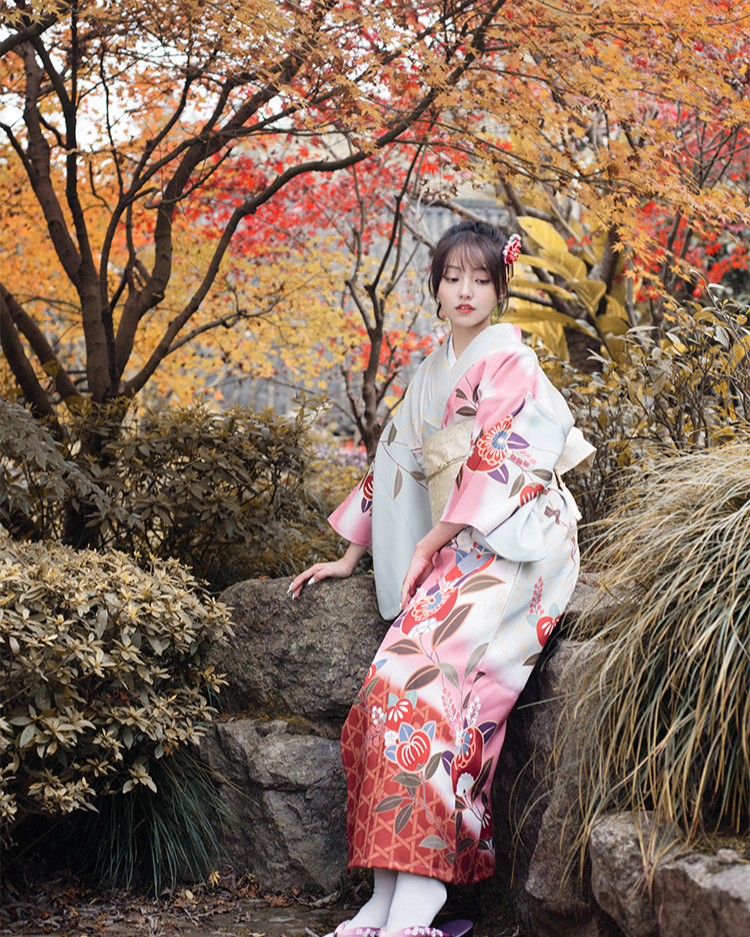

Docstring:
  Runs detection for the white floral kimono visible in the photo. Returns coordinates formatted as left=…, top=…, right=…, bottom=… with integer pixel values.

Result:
left=329, top=324, right=588, bottom=885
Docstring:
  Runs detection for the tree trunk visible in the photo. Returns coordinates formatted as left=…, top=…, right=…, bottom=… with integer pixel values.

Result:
left=565, top=328, right=602, bottom=374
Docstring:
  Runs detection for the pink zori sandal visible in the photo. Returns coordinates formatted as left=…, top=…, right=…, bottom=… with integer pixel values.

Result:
left=387, top=923, right=473, bottom=937
left=333, top=923, right=383, bottom=937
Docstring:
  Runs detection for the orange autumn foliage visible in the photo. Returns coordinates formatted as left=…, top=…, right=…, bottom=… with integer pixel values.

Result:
left=0, top=0, right=749, bottom=423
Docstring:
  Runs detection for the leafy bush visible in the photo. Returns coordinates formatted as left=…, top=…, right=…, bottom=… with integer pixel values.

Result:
left=89, top=403, right=363, bottom=586
left=0, top=396, right=363, bottom=588
left=555, top=296, right=750, bottom=533
left=251, top=433, right=365, bottom=578
left=0, top=401, right=122, bottom=541
left=0, top=534, right=231, bottom=845
left=562, top=444, right=750, bottom=866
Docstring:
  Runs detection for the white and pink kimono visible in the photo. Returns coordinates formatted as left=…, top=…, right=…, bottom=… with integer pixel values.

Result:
left=329, top=323, right=588, bottom=886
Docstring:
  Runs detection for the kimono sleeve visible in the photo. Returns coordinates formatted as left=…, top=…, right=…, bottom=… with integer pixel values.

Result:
left=327, top=463, right=374, bottom=548
left=440, top=344, right=572, bottom=546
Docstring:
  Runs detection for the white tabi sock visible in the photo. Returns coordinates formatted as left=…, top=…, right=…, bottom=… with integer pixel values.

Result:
left=383, top=871, right=447, bottom=932
left=346, top=867, right=398, bottom=929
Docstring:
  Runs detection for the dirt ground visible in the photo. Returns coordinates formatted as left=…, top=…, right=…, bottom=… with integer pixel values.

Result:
left=0, top=872, right=527, bottom=937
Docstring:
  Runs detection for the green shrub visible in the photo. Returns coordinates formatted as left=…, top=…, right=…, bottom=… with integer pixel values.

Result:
left=556, top=296, right=750, bottom=536
left=0, top=395, right=359, bottom=588
left=92, top=402, right=364, bottom=586
left=0, top=400, right=122, bottom=541
left=562, top=443, right=750, bottom=867
left=249, top=435, right=365, bottom=579
left=92, top=402, right=314, bottom=580
left=0, top=534, right=231, bottom=845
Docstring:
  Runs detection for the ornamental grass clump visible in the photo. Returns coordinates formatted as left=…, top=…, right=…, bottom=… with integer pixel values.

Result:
left=0, top=535, right=232, bottom=853
left=564, top=443, right=750, bottom=865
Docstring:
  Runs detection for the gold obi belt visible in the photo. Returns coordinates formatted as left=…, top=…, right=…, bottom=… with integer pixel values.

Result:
left=422, top=423, right=595, bottom=526
left=423, top=421, right=474, bottom=525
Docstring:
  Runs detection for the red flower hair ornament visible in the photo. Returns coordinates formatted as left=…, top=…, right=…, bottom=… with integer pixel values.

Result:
left=503, top=234, right=522, bottom=280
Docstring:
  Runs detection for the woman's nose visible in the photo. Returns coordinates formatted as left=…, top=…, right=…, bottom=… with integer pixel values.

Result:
left=459, top=278, right=472, bottom=296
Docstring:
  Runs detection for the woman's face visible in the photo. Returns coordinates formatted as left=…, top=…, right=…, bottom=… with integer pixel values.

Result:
left=436, top=253, right=499, bottom=339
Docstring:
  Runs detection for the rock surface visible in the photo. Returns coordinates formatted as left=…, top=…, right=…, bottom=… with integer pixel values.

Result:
left=214, top=576, right=390, bottom=737
left=491, top=577, right=615, bottom=928
left=525, top=799, right=625, bottom=937
left=588, top=814, right=659, bottom=937
left=198, top=718, right=348, bottom=892
left=653, top=848, right=750, bottom=937
left=490, top=636, right=575, bottom=923
left=587, top=812, right=750, bottom=937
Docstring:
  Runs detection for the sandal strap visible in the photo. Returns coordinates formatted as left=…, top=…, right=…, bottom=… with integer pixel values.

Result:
left=334, top=922, right=384, bottom=937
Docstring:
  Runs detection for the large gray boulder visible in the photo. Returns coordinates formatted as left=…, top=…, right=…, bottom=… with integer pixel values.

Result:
left=198, top=718, right=348, bottom=892
left=525, top=802, right=625, bottom=937
left=654, top=848, right=750, bottom=937
left=493, top=634, right=625, bottom=937
left=214, top=576, right=390, bottom=737
left=588, top=814, right=660, bottom=937
left=490, top=638, right=575, bottom=923
left=491, top=573, right=621, bottom=926
left=588, top=812, right=750, bottom=937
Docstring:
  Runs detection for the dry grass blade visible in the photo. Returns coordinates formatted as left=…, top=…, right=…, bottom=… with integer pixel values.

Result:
left=562, top=443, right=750, bottom=871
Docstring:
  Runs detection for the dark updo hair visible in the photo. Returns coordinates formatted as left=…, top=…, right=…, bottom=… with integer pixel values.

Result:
left=429, top=220, right=510, bottom=317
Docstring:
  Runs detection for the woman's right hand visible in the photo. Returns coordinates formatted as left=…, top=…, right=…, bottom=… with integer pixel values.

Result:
left=288, top=542, right=368, bottom=598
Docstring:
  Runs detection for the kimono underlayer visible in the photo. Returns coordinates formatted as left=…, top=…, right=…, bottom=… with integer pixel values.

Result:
left=329, top=323, right=587, bottom=886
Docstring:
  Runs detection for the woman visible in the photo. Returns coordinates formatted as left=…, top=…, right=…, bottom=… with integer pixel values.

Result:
left=290, top=221, right=590, bottom=937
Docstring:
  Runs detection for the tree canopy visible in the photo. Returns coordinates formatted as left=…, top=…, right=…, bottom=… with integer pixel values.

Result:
left=1, top=0, right=749, bottom=421
left=0, top=0, right=509, bottom=417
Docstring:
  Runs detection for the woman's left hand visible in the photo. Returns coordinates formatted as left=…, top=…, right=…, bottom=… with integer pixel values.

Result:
left=400, top=520, right=465, bottom=610
left=400, top=542, right=439, bottom=609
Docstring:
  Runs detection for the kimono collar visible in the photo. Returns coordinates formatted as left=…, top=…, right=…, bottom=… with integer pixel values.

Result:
left=422, top=323, right=522, bottom=439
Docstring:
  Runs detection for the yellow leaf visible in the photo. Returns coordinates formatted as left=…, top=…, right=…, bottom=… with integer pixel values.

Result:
left=42, top=360, right=59, bottom=378
left=591, top=230, right=608, bottom=263
left=573, top=281, right=607, bottom=316
left=541, top=249, right=588, bottom=283
left=609, top=278, right=628, bottom=305
left=517, top=216, right=569, bottom=253
left=518, top=253, right=582, bottom=284
left=605, top=296, right=628, bottom=323
left=511, top=278, right=576, bottom=302
left=595, top=314, right=629, bottom=336
left=606, top=337, right=626, bottom=362
left=727, top=336, right=750, bottom=370
left=529, top=320, right=570, bottom=360
left=506, top=299, right=598, bottom=338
